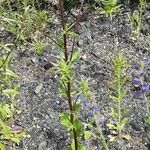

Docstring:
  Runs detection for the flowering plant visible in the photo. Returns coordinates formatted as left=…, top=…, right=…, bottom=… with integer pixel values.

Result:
left=81, top=80, right=109, bottom=150
left=132, top=59, right=150, bottom=127
left=108, top=53, right=131, bottom=141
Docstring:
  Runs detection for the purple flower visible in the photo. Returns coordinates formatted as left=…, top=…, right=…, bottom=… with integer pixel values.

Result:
left=82, top=101, right=90, bottom=110
left=98, top=115, right=105, bottom=125
left=141, top=58, right=149, bottom=65
left=133, top=77, right=142, bottom=87
left=92, top=127, right=97, bottom=132
left=134, top=83, right=149, bottom=97
left=87, top=112, right=93, bottom=117
left=135, top=90, right=143, bottom=97
left=132, top=59, right=150, bottom=98
left=139, top=70, right=145, bottom=76
left=92, top=104, right=99, bottom=113
left=131, top=64, right=139, bottom=71
left=142, top=83, right=149, bottom=93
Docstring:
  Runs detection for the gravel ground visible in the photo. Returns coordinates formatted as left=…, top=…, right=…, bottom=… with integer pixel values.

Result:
left=1, top=1, right=150, bottom=150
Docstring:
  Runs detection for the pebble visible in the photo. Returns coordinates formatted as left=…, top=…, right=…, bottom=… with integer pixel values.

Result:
left=42, top=61, right=53, bottom=70
left=38, top=141, right=47, bottom=150
left=35, top=83, right=43, bottom=95
left=31, top=57, right=38, bottom=64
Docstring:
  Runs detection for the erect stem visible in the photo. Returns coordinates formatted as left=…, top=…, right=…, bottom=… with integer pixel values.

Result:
left=94, top=116, right=109, bottom=150
left=117, top=72, right=122, bottom=137
left=59, top=0, right=78, bottom=149
left=0, top=50, right=12, bottom=69
left=144, top=94, right=149, bottom=117
left=59, top=0, right=68, bottom=62
left=67, top=0, right=84, bottom=32
left=70, top=37, right=76, bottom=61
left=67, top=81, right=78, bottom=150
left=114, top=67, right=122, bottom=138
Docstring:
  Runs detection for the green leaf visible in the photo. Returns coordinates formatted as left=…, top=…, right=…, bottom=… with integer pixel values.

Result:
left=0, top=104, right=12, bottom=119
left=109, top=95, right=118, bottom=102
left=34, top=41, right=45, bottom=54
left=145, top=117, right=150, bottom=127
left=110, top=106, right=118, bottom=119
left=0, top=43, right=13, bottom=52
left=0, top=142, right=6, bottom=150
left=78, top=144, right=86, bottom=150
left=122, top=134, right=131, bottom=140
left=120, top=90, right=126, bottom=100
left=111, top=130, right=117, bottom=135
left=70, top=141, right=86, bottom=150
left=3, top=89, right=19, bottom=97
left=58, top=58, right=72, bottom=79
left=123, top=107, right=130, bottom=116
left=0, top=118, right=10, bottom=136
left=3, top=105, right=13, bottom=117
left=111, top=0, right=119, bottom=6
left=73, top=103, right=81, bottom=112
left=67, top=31, right=79, bottom=38
left=5, top=69, right=18, bottom=78
left=60, top=113, right=73, bottom=132
left=117, top=118, right=128, bottom=131
left=74, top=119, right=83, bottom=137
left=80, top=79, right=91, bottom=99
left=133, top=10, right=140, bottom=22
left=84, top=131, right=92, bottom=140
left=121, top=75, right=128, bottom=86
left=108, top=135, right=116, bottom=142
left=107, top=123, right=117, bottom=130
left=70, top=51, right=80, bottom=65
left=11, top=137, right=20, bottom=144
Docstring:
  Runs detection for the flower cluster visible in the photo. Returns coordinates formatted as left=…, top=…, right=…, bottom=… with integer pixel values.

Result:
left=82, top=101, right=100, bottom=117
left=132, top=59, right=149, bottom=97
left=133, top=77, right=149, bottom=96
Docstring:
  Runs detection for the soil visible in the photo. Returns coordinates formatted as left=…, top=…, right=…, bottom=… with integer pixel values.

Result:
left=1, top=1, right=150, bottom=150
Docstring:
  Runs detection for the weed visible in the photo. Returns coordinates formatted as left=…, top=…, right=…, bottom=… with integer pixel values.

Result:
left=95, top=0, right=121, bottom=21
left=147, top=34, right=150, bottom=47
left=0, top=3, right=49, bottom=42
left=54, top=0, right=86, bottom=149
left=81, top=80, right=109, bottom=150
left=128, top=0, right=147, bottom=40
left=107, top=53, right=131, bottom=141
left=0, top=44, right=25, bottom=150
left=131, top=59, right=150, bottom=127
left=34, top=41, right=45, bottom=55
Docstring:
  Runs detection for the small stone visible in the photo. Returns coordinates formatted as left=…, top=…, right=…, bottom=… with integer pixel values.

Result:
left=82, top=54, right=87, bottom=61
left=77, top=39, right=83, bottom=47
left=35, top=83, right=43, bottom=95
left=31, top=57, right=38, bottom=64
left=78, top=94, right=86, bottom=103
left=85, top=30, right=92, bottom=41
left=43, top=61, right=53, bottom=70
left=38, top=141, right=47, bottom=150
left=45, top=115, right=52, bottom=125
left=93, top=72, right=106, bottom=80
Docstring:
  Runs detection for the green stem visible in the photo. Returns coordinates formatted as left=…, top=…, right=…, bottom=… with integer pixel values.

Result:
left=117, top=73, right=121, bottom=137
left=95, top=116, right=109, bottom=150
left=59, top=1, right=78, bottom=149
left=144, top=94, right=150, bottom=117
left=141, top=73, right=149, bottom=117
left=7, top=0, right=12, bottom=11
left=137, top=0, right=144, bottom=40
left=98, top=128, right=109, bottom=150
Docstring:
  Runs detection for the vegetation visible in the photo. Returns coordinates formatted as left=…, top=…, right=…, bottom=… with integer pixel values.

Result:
left=128, top=0, right=147, bottom=40
left=96, top=0, right=121, bottom=21
left=108, top=53, right=130, bottom=141
left=0, top=0, right=150, bottom=149
left=0, top=44, right=25, bottom=150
